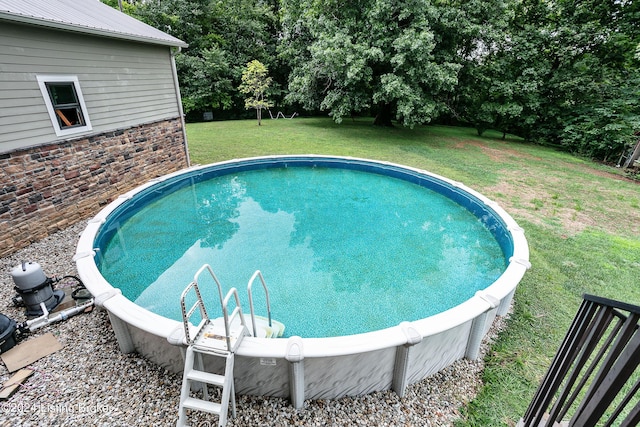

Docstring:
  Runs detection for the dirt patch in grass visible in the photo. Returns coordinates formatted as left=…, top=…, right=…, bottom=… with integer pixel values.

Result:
left=487, top=178, right=596, bottom=235
left=484, top=162, right=640, bottom=237
left=453, top=141, right=593, bottom=234
left=450, top=138, right=640, bottom=237
left=453, top=139, right=541, bottom=163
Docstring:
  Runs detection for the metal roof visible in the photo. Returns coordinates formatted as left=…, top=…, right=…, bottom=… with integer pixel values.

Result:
left=0, top=0, right=187, bottom=48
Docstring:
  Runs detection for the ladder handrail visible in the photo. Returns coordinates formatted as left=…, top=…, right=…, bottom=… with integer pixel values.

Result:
left=180, top=282, right=201, bottom=344
left=180, top=279, right=210, bottom=345
left=220, top=287, right=245, bottom=351
left=247, top=270, right=272, bottom=338
left=196, top=264, right=226, bottom=312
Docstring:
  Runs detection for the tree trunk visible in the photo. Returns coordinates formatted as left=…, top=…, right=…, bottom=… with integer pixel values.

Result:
left=373, top=102, right=394, bottom=127
left=257, top=108, right=262, bottom=126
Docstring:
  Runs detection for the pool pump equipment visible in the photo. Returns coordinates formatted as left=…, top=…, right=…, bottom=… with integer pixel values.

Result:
left=0, top=262, right=95, bottom=353
left=11, top=261, right=65, bottom=316
left=0, top=313, right=17, bottom=353
left=18, top=295, right=94, bottom=333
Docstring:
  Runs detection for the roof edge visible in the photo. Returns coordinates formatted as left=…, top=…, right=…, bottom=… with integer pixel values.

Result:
left=0, top=12, right=188, bottom=48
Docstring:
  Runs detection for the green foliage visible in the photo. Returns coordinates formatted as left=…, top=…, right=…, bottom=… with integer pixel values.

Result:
left=456, top=0, right=640, bottom=160
left=100, top=0, right=137, bottom=14
left=132, top=0, right=278, bottom=120
left=176, top=47, right=234, bottom=113
left=238, top=60, right=273, bottom=125
left=280, top=0, right=465, bottom=127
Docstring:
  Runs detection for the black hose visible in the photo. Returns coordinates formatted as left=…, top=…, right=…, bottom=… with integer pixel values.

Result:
left=52, top=275, right=91, bottom=300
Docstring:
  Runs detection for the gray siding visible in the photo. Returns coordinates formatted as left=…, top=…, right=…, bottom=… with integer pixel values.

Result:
left=0, top=22, right=180, bottom=153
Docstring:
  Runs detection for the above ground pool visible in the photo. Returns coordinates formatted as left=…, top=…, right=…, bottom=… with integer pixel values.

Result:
left=75, top=155, right=530, bottom=405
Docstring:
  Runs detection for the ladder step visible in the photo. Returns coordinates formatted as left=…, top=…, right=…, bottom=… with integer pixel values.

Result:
left=182, top=397, right=222, bottom=415
left=245, top=314, right=286, bottom=338
left=186, top=369, right=225, bottom=387
left=192, top=345, right=230, bottom=356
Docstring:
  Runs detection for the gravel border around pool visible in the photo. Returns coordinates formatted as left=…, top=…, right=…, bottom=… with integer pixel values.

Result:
left=0, top=221, right=508, bottom=426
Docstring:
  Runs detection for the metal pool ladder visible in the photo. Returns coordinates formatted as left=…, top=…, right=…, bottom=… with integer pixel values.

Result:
left=177, top=264, right=249, bottom=427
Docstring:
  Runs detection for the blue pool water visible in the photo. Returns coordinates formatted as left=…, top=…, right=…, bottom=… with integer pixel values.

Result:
left=97, top=163, right=507, bottom=338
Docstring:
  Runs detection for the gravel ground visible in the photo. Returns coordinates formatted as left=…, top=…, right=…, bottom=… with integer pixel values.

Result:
left=0, top=221, right=507, bottom=426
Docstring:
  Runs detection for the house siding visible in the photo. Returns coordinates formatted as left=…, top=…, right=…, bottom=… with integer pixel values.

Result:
left=0, top=21, right=190, bottom=256
left=0, top=118, right=188, bottom=258
left=0, top=21, right=180, bottom=153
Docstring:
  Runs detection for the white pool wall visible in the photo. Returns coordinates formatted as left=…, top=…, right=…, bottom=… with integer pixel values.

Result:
left=74, top=155, right=530, bottom=407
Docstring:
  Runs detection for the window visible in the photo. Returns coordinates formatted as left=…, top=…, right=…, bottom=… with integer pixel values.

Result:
left=37, top=75, right=92, bottom=137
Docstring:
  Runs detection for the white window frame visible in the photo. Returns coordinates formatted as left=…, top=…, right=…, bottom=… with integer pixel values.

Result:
left=37, top=75, right=92, bottom=137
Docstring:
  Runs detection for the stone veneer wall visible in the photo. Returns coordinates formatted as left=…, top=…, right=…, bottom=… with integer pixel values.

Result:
left=0, top=118, right=188, bottom=257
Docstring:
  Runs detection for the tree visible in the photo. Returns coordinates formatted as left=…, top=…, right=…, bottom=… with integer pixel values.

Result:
left=520, top=0, right=640, bottom=159
left=280, top=0, right=464, bottom=127
left=176, top=47, right=234, bottom=115
left=239, top=60, right=273, bottom=125
left=132, top=0, right=278, bottom=120
left=444, top=0, right=533, bottom=137
left=100, top=0, right=136, bottom=14
left=452, top=0, right=640, bottom=160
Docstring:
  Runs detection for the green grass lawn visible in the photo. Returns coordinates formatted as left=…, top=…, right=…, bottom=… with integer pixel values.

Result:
left=186, top=117, right=640, bottom=426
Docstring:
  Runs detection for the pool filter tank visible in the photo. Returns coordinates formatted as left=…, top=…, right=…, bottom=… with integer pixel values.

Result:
left=11, top=261, right=65, bottom=316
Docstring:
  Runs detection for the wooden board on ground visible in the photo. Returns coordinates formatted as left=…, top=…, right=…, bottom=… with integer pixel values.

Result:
left=1, top=333, right=62, bottom=372
left=0, top=368, right=33, bottom=400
